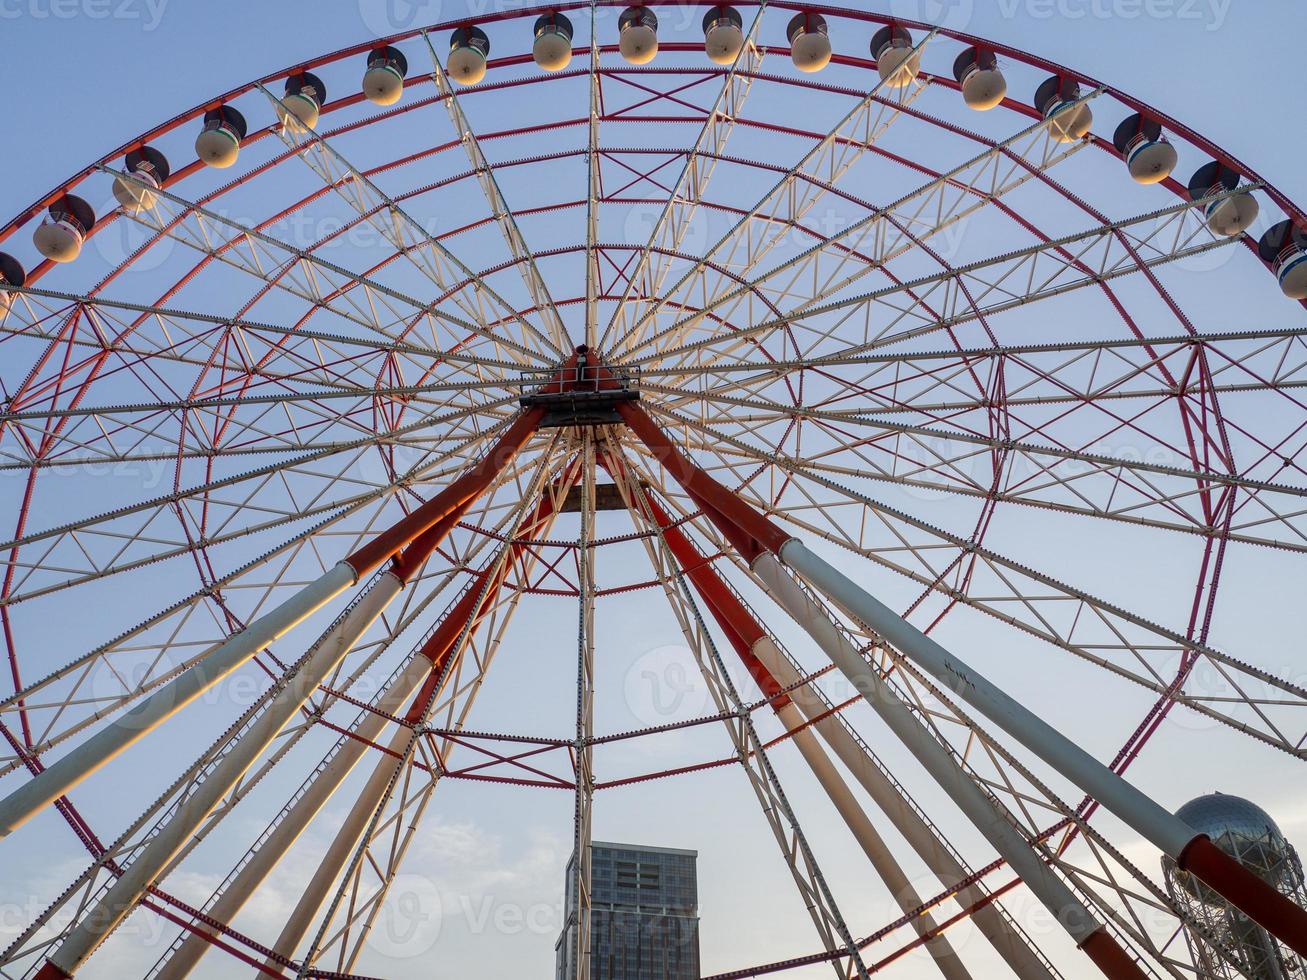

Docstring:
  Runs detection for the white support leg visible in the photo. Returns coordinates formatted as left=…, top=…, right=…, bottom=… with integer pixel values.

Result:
left=776, top=699, right=973, bottom=980
left=751, top=554, right=1107, bottom=950
left=41, top=571, right=401, bottom=978
left=0, top=561, right=358, bottom=839
left=153, top=652, right=432, bottom=980
left=266, top=684, right=419, bottom=967
left=756, top=638, right=1055, bottom=980
left=777, top=539, right=1197, bottom=860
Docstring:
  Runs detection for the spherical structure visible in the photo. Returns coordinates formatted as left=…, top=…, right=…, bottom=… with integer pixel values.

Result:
left=0, top=252, right=25, bottom=317
left=1036, top=75, right=1093, bottom=143
left=533, top=12, right=574, bottom=71
left=194, top=105, right=248, bottom=169
left=1260, top=220, right=1307, bottom=300
left=1177, top=794, right=1297, bottom=893
left=1163, top=794, right=1307, bottom=979
left=1189, top=160, right=1260, bottom=237
left=33, top=195, right=95, bottom=263
left=618, top=7, right=658, bottom=65
left=449, top=26, right=491, bottom=86
left=1112, top=113, right=1178, bottom=184
left=703, top=5, right=744, bottom=65
left=786, top=12, right=831, bottom=73
left=1168, top=795, right=1306, bottom=933
left=362, top=46, right=408, bottom=106
left=111, top=145, right=170, bottom=213
left=953, top=47, right=1006, bottom=111
left=277, top=72, right=327, bottom=131
left=871, top=25, right=919, bottom=89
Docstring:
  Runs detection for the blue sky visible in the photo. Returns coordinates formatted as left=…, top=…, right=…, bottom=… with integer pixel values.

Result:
left=1, top=2, right=1306, bottom=979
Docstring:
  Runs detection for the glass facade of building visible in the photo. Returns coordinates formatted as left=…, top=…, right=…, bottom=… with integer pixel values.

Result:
left=555, top=841, right=700, bottom=980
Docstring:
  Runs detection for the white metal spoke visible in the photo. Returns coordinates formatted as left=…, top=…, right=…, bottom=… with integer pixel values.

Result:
left=596, top=6, right=768, bottom=351
left=420, top=29, right=573, bottom=352
left=611, top=30, right=939, bottom=359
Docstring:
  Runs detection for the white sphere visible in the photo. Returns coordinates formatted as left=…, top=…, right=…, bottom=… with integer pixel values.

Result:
left=533, top=31, right=573, bottom=71
left=277, top=93, right=320, bottom=131
left=1205, top=192, right=1259, bottom=238
left=196, top=128, right=241, bottom=169
left=1277, top=253, right=1307, bottom=300
left=1045, top=103, right=1092, bottom=144
left=34, top=220, right=84, bottom=263
left=448, top=46, right=487, bottom=85
left=1126, top=141, right=1178, bottom=185
left=961, top=68, right=1006, bottom=110
left=790, top=32, right=831, bottom=73
left=705, top=23, right=744, bottom=65
left=619, top=24, right=658, bottom=65
left=877, top=46, right=920, bottom=88
left=113, top=170, right=160, bottom=213
left=363, top=65, right=404, bottom=106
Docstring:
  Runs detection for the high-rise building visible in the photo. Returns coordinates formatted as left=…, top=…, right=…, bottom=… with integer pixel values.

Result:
left=555, top=841, right=700, bottom=980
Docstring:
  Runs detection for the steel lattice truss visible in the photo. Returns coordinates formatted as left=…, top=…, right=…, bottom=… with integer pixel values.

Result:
left=0, top=3, right=1305, bottom=979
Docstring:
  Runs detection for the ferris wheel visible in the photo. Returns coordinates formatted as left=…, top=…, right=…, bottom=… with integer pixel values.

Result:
left=1, top=2, right=1307, bottom=978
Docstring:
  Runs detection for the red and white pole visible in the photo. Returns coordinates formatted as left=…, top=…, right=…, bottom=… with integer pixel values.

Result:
left=32, top=405, right=550, bottom=980
left=260, top=477, right=569, bottom=972
left=626, top=480, right=978, bottom=980
left=153, top=484, right=549, bottom=979
left=618, top=400, right=1307, bottom=964
left=619, top=402, right=1155, bottom=978
left=0, top=406, right=547, bottom=844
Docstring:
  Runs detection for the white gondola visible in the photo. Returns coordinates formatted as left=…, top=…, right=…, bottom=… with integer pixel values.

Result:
left=618, top=7, right=658, bottom=65
left=1188, top=161, right=1260, bottom=237
left=533, top=12, right=574, bottom=72
left=449, top=26, right=491, bottom=86
left=195, top=105, right=248, bottom=169
left=953, top=47, right=1006, bottom=111
left=277, top=72, right=327, bottom=131
left=1260, top=220, right=1307, bottom=300
left=703, top=5, right=744, bottom=65
left=871, top=25, right=919, bottom=89
left=0, top=253, right=24, bottom=317
left=363, top=46, right=408, bottom=106
left=112, top=146, right=170, bottom=213
left=786, top=12, right=830, bottom=74
left=1113, top=113, right=1178, bottom=185
left=33, top=195, right=95, bottom=264
left=1036, top=75, right=1093, bottom=143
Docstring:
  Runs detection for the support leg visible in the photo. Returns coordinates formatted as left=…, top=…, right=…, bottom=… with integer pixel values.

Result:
left=33, top=408, right=550, bottom=978
left=622, top=475, right=978, bottom=980
left=618, top=401, right=1152, bottom=979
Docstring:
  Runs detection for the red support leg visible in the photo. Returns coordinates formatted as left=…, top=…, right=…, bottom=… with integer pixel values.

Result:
left=616, top=402, right=1260, bottom=979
